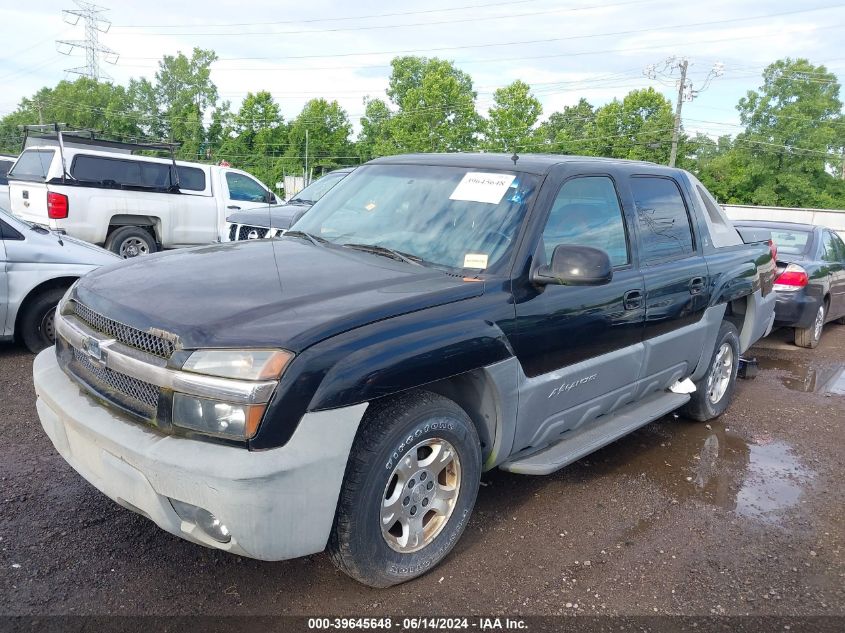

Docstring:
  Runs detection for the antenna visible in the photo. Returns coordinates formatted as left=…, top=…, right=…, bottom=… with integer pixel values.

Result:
left=56, top=1, right=119, bottom=81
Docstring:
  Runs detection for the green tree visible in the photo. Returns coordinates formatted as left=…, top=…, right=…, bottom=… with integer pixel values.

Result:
left=592, top=88, right=674, bottom=163
left=483, top=80, right=542, bottom=153
left=535, top=98, right=597, bottom=155
left=725, top=58, right=845, bottom=207
left=285, top=98, right=353, bottom=174
left=379, top=56, right=482, bottom=153
left=357, top=97, right=395, bottom=160
left=155, top=47, right=219, bottom=159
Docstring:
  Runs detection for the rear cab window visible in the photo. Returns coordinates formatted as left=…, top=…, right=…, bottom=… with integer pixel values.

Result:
left=0, top=158, right=14, bottom=185
left=630, top=176, right=695, bottom=265
left=770, top=229, right=811, bottom=256
left=8, top=150, right=55, bottom=182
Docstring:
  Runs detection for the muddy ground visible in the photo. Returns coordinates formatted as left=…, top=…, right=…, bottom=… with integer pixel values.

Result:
left=0, top=327, right=843, bottom=617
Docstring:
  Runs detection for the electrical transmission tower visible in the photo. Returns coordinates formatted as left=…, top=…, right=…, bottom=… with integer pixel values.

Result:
left=56, top=1, right=118, bottom=81
left=644, top=57, right=724, bottom=167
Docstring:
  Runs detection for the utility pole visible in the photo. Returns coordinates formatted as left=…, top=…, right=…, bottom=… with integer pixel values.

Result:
left=645, top=57, right=724, bottom=167
left=56, top=1, right=118, bottom=81
left=668, top=59, right=688, bottom=168
left=304, top=128, right=309, bottom=186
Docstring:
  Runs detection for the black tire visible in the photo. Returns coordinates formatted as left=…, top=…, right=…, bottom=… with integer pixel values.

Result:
left=794, top=302, right=826, bottom=349
left=329, top=390, right=482, bottom=588
left=19, top=287, right=67, bottom=353
left=106, top=226, right=157, bottom=258
left=835, top=315, right=845, bottom=325
left=680, top=321, right=740, bottom=422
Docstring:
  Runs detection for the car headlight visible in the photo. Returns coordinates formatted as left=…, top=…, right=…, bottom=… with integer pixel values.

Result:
left=182, top=349, right=292, bottom=380
left=172, top=394, right=266, bottom=440
left=58, top=280, right=80, bottom=314
left=175, top=349, right=293, bottom=440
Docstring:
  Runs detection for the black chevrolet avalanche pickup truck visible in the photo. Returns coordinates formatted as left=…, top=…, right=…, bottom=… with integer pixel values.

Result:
left=34, top=154, right=777, bottom=587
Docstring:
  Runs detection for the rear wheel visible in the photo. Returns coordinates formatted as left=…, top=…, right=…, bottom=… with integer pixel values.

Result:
left=106, top=226, right=157, bottom=258
left=20, top=287, right=66, bottom=353
left=680, top=321, right=740, bottom=422
left=329, top=390, right=482, bottom=588
left=794, top=302, right=826, bottom=349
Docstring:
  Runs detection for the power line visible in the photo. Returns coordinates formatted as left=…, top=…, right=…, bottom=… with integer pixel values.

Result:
left=113, top=0, right=655, bottom=37
left=56, top=0, right=118, bottom=81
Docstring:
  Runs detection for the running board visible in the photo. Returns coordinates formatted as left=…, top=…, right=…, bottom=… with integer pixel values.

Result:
left=500, top=391, right=691, bottom=475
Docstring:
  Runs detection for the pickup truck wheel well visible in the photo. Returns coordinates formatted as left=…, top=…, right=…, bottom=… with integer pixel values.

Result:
left=15, top=277, right=77, bottom=337
left=107, top=216, right=160, bottom=244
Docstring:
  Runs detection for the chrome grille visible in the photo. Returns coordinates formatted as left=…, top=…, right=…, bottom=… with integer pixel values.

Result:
left=236, top=225, right=269, bottom=240
left=72, top=302, right=175, bottom=359
left=71, top=347, right=159, bottom=418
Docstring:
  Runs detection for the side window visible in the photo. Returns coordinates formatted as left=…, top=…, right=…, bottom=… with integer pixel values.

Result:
left=226, top=172, right=267, bottom=202
left=822, top=231, right=844, bottom=263
left=631, top=176, right=695, bottom=265
left=175, top=166, right=206, bottom=192
left=541, top=176, right=629, bottom=267
left=0, top=219, right=23, bottom=240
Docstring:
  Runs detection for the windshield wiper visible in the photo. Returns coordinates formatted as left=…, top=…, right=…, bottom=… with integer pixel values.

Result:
left=342, top=243, right=424, bottom=266
left=29, top=224, right=50, bottom=234
left=288, top=198, right=314, bottom=205
left=284, top=230, right=327, bottom=247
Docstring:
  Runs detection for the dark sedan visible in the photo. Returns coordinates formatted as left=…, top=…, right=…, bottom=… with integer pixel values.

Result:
left=734, top=220, right=845, bottom=348
left=224, top=167, right=353, bottom=241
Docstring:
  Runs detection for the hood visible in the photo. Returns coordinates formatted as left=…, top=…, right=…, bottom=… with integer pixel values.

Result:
left=226, top=203, right=311, bottom=230
left=74, top=238, right=483, bottom=352
left=27, top=227, right=119, bottom=266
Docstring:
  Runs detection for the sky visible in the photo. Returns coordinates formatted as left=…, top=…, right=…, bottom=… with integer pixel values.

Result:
left=1, top=0, right=844, bottom=140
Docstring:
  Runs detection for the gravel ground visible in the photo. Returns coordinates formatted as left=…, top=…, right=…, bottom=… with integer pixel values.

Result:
left=0, top=326, right=843, bottom=617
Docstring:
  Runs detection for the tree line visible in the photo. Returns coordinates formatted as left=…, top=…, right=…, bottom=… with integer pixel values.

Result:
left=1, top=50, right=843, bottom=208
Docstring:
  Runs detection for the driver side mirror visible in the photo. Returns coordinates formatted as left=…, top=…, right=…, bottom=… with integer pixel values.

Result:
left=265, top=191, right=277, bottom=204
left=532, top=244, right=613, bottom=286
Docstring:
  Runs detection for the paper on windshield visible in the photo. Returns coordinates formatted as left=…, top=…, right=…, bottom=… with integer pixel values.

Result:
left=449, top=172, right=516, bottom=204
left=463, top=253, right=489, bottom=269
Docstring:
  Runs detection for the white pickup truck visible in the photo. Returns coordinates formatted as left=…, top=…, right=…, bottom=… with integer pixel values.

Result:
left=7, top=136, right=277, bottom=257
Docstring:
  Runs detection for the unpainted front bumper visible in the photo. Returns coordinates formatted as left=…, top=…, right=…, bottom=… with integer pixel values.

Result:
left=33, top=348, right=366, bottom=561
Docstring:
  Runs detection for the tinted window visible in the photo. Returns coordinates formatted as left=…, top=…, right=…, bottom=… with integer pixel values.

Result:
left=0, top=159, right=13, bottom=185
left=631, top=176, right=694, bottom=264
left=770, top=229, right=811, bottom=256
left=822, top=231, right=845, bottom=263
left=175, top=166, right=206, bottom=191
left=226, top=172, right=268, bottom=202
left=542, top=176, right=629, bottom=267
left=71, top=155, right=206, bottom=192
left=9, top=150, right=54, bottom=182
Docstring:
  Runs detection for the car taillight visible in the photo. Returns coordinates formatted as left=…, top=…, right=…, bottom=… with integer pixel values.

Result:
left=47, top=192, right=69, bottom=219
left=767, top=239, right=777, bottom=263
left=773, top=263, right=808, bottom=291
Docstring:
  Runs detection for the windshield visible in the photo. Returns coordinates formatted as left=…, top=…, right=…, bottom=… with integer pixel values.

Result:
left=770, top=228, right=811, bottom=256
left=289, top=171, right=348, bottom=203
left=9, top=149, right=55, bottom=182
left=292, top=164, right=539, bottom=270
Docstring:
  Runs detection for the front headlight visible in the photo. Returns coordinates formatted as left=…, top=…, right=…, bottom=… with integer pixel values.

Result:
left=183, top=349, right=292, bottom=380
left=58, top=280, right=79, bottom=314
left=175, top=349, right=293, bottom=440
left=172, top=394, right=266, bottom=440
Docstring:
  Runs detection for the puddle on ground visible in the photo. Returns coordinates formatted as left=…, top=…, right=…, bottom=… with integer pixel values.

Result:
left=601, top=421, right=814, bottom=524
left=755, top=357, right=845, bottom=395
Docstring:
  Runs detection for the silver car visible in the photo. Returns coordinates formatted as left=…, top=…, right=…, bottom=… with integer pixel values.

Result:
left=1, top=207, right=118, bottom=352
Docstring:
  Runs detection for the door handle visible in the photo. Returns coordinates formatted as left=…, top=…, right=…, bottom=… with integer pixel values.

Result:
left=689, top=276, right=706, bottom=295
left=623, top=289, right=643, bottom=310
left=227, top=205, right=241, bottom=210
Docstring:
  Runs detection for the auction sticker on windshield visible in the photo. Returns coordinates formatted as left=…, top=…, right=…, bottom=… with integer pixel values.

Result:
left=449, top=172, right=516, bottom=204
left=463, top=253, right=489, bottom=269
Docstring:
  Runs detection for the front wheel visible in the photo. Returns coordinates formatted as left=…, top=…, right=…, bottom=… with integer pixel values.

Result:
left=106, top=226, right=158, bottom=258
left=20, top=287, right=67, bottom=353
left=329, top=390, right=482, bottom=587
left=794, top=302, right=826, bottom=349
left=680, top=321, right=740, bottom=422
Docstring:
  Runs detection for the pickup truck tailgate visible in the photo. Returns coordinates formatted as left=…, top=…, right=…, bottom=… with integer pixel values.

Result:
left=9, top=181, right=52, bottom=227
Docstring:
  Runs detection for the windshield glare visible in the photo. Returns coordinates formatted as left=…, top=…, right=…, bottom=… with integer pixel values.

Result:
left=290, top=171, right=347, bottom=203
left=292, top=164, right=538, bottom=270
